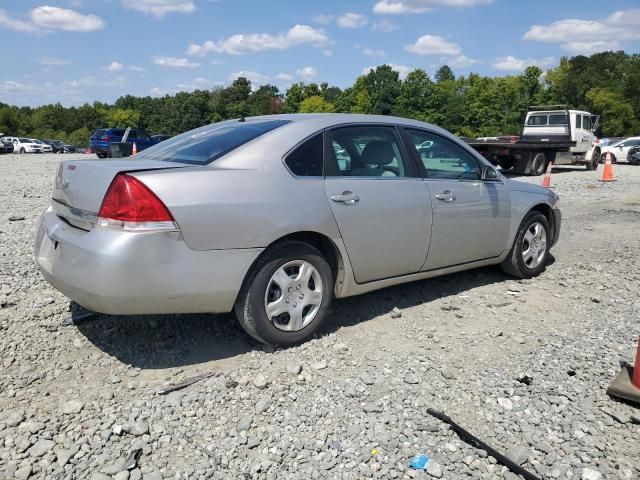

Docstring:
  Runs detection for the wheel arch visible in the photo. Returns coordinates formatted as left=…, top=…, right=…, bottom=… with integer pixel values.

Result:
left=530, top=202, right=555, bottom=243
left=234, top=231, right=345, bottom=306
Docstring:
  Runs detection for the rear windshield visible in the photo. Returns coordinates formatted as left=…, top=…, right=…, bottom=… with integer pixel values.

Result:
left=92, top=129, right=107, bottom=137
left=136, top=119, right=291, bottom=165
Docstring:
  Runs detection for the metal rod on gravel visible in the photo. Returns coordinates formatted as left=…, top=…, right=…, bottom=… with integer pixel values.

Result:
left=427, top=409, right=541, bottom=480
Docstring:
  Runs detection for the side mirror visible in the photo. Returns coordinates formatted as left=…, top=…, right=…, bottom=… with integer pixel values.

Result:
left=482, top=165, right=499, bottom=181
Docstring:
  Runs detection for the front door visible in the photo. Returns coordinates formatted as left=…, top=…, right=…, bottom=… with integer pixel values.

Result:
left=324, top=125, right=431, bottom=283
left=403, top=128, right=511, bottom=271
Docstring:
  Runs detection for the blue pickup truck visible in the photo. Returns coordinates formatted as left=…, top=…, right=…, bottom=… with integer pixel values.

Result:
left=90, top=128, right=156, bottom=158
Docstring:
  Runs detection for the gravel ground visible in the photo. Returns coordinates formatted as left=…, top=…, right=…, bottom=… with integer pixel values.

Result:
left=1, top=154, right=639, bottom=480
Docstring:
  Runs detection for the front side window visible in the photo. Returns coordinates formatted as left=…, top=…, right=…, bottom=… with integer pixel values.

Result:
left=284, top=133, right=323, bottom=177
left=406, top=129, right=481, bottom=180
left=136, top=119, right=290, bottom=165
left=326, top=126, right=410, bottom=178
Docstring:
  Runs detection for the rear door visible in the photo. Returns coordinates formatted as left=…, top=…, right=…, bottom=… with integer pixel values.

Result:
left=403, top=128, right=511, bottom=271
left=323, top=124, right=431, bottom=283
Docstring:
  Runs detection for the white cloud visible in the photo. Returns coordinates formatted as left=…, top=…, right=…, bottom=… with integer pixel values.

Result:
left=313, top=14, right=333, bottom=24
left=0, top=6, right=104, bottom=33
left=523, top=9, right=640, bottom=54
left=372, top=18, right=399, bottom=32
left=0, top=80, right=27, bottom=93
left=39, top=57, right=71, bottom=66
left=129, top=65, right=145, bottom=72
left=447, top=55, right=478, bottom=67
left=275, top=73, right=294, bottom=81
left=374, top=0, right=493, bottom=15
left=64, top=76, right=126, bottom=88
left=229, top=71, right=270, bottom=85
left=187, top=24, right=330, bottom=56
left=363, top=48, right=385, bottom=57
left=120, top=0, right=195, bottom=17
left=0, top=9, right=38, bottom=32
left=405, top=34, right=461, bottom=55
left=176, top=77, right=223, bottom=91
left=296, top=66, right=318, bottom=80
left=362, top=64, right=412, bottom=79
left=152, top=56, right=200, bottom=68
left=337, top=13, right=368, bottom=28
left=150, top=87, right=167, bottom=97
left=492, top=55, right=555, bottom=71
left=104, top=61, right=123, bottom=72
left=30, top=6, right=105, bottom=32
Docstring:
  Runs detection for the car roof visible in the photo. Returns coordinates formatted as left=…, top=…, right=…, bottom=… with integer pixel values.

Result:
left=246, top=113, right=452, bottom=136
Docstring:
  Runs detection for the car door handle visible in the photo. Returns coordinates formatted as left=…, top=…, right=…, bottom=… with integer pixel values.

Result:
left=435, top=190, right=456, bottom=202
left=331, top=191, right=360, bottom=205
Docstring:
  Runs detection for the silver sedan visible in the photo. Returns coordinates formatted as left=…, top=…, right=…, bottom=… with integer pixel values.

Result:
left=35, top=114, right=561, bottom=346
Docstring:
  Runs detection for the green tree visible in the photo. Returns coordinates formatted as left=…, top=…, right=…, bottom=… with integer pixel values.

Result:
left=298, top=95, right=335, bottom=113
left=363, top=65, right=401, bottom=115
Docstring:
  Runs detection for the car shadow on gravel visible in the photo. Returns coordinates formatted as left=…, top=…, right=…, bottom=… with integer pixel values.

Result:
left=74, top=309, right=257, bottom=370
left=318, top=264, right=520, bottom=336
left=73, top=259, right=554, bottom=369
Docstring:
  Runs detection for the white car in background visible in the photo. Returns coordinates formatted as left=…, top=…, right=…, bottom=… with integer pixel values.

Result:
left=0, top=137, right=44, bottom=154
left=32, top=139, right=53, bottom=153
left=600, top=136, right=640, bottom=163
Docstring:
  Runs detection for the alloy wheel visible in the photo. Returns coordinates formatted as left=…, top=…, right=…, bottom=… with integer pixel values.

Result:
left=264, top=260, right=323, bottom=332
left=522, top=222, right=547, bottom=269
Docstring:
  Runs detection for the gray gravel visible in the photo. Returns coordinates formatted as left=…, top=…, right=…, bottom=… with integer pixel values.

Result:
left=1, top=154, right=639, bottom=479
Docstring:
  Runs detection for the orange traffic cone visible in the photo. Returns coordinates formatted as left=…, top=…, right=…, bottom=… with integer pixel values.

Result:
left=599, top=152, right=616, bottom=182
left=131, top=142, right=137, bottom=157
left=542, top=161, right=553, bottom=188
left=607, top=336, right=640, bottom=405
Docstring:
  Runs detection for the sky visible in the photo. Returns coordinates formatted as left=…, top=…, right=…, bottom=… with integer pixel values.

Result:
left=0, top=0, right=639, bottom=107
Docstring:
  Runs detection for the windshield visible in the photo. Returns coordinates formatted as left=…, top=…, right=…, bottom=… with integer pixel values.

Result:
left=136, top=119, right=291, bottom=165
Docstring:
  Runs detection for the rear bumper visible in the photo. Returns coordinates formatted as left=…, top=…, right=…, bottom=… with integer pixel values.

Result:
left=35, top=207, right=262, bottom=315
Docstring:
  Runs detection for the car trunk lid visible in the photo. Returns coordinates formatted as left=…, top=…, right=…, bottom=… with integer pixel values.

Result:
left=52, top=159, right=185, bottom=230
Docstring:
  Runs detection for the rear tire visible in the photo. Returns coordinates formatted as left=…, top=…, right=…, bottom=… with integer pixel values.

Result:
left=530, top=153, right=546, bottom=176
left=19, top=148, right=25, bottom=154
left=96, top=152, right=107, bottom=159
left=234, top=241, right=334, bottom=346
left=500, top=211, right=550, bottom=279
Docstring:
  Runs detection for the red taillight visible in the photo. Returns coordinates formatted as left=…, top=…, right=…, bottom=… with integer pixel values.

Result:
left=101, top=135, right=111, bottom=141
left=98, top=174, right=174, bottom=228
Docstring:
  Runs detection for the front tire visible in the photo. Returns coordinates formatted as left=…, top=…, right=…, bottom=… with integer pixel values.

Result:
left=234, top=241, right=334, bottom=346
left=585, top=151, right=599, bottom=170
left=20, top=148, right=25, bottom=154
left=501, top=211, right=550, bottom=279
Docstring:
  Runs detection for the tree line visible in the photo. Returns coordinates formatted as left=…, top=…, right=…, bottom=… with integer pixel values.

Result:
left=1, top=51, right=638, bottom=147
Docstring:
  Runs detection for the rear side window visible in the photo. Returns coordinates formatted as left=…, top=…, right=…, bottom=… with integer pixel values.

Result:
left=549, top=114, right=568, bottom=125
left=136, top=120, right=291, bottom=165
left=527, top=115, right=547, bottom=126
left=285, top=133, right=323, bottom=177
left=111, top=129, right=126, bottom=137
left=583, top=115, right=591, bottom=130
left=575, top=115, right=582, bottom=128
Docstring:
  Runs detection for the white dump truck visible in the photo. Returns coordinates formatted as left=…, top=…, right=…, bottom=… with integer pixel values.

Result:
left=467, top=106, right=601, bottom=175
